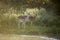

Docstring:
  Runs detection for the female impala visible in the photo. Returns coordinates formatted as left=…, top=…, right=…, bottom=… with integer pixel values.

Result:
left=18, top=12, right=38, bottom=29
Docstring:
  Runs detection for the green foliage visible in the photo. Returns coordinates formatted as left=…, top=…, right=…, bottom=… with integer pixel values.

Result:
left=34, top=7, right=56, bottom=26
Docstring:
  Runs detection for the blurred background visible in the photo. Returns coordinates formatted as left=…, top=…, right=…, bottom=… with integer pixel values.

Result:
left=0, top=0, right=60, bottom=39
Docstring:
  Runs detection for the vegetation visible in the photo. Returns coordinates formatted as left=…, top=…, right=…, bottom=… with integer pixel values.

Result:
left=0, top=0, right=60, bottom=39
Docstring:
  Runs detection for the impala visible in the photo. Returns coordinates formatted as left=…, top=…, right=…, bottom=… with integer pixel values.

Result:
left=18, top=12, right=38, bottom=29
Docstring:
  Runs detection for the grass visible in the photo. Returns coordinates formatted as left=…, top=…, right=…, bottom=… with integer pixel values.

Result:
left=0, top=23, right=59, bottom=35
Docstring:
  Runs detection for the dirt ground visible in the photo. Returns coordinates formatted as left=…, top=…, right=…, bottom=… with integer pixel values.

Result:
left=0, top=34, right=47, bottom=40
left=0, top=34, right=58, bottom=40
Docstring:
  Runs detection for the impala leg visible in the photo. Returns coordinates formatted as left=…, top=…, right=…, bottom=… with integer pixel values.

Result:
left=31, top=21, right=32, bottom=27
left=23, top=22, right=26, bottom=29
